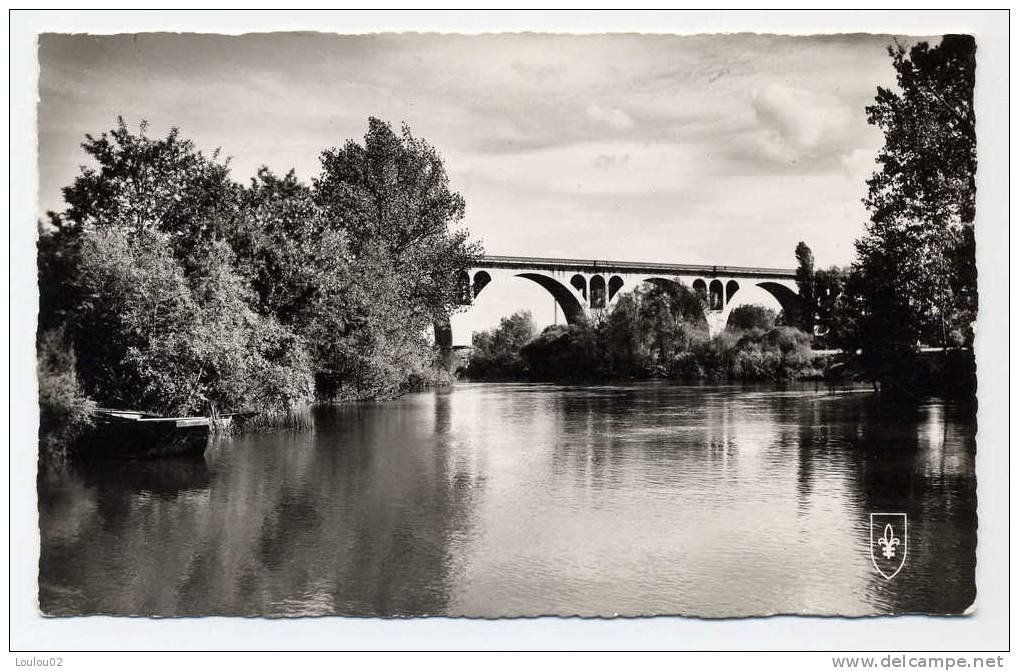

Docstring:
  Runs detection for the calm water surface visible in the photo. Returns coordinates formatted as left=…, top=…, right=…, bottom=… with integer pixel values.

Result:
left=39, top=383, right=976, bottom=617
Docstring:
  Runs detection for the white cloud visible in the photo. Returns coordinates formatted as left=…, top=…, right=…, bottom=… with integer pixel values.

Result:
left=751, top=84, right=853, bottom=160
left=586, top=104, right=635, bottom=130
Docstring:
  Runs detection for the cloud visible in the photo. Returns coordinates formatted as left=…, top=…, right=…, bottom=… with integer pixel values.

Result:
left=750, top=84, right=853, bottom=161
left=586, top=104, right=635, bottom=130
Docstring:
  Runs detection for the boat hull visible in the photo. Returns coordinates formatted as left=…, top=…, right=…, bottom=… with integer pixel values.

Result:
left=74, top=413, right=210, bottom=460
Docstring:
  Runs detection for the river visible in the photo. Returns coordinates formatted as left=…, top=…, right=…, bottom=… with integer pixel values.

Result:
left=38, top=382, right=976, bottom=618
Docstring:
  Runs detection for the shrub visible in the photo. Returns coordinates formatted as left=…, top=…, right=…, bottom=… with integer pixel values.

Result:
left=65, top=227, right=315, bottom=415
left=506, top=286, right=818, bottom=383
left=520, top=324, right=596, bottom=381
left=465, top=310, right=536, bottom=379
left=727, top=304, right=777, bottom=331
left=682, top=325, right=816, bottom=381
left=37, top=329, right=96, bottom=447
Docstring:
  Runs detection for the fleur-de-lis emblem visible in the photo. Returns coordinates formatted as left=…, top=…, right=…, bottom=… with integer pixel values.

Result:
left=870, top=513, right=908, bottom=579
left=877, top=523, right=900, bottom=559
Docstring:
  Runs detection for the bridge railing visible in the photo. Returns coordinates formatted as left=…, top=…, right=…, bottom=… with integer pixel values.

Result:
left=474, top=255, right=796, bottom=279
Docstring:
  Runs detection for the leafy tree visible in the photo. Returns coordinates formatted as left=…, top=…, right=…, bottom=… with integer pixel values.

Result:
left=626, top=282, right=706, bottom=373
left=314, top=117, right=482, bottom=324
left=465, top=310, right=536, bottom=379
left=53, top=117, right=241, bottom=264
left=794, top=241, right=815, bottom=332
left=37, top=116, right=483, bottom=420
left=68, top=227, right=313, bottom=415
left=601, top=295, right=643, bottom=376
left=38, top=121, right=314, bottom=422
left=673, top=325, right=816, bottom=381
left=850, top=35, right=977, bottom=390
left=40, top=119, right=243, bottom=328
left=37, top=329, right=97, bottom=446
left=521, top=282, right=712, bottom=380
left=727, top=304, right=777, bottom=331
left=785, top=244, right=847, bottom=344
left=811, top=267, right=846, bottom=342
left=37, top=116, right=481, bottom=439
left=310, top=118, right=483, bottom=398
left=230, top=168, right=351, bottom=328
left=519, top=324, right=595, bottom=381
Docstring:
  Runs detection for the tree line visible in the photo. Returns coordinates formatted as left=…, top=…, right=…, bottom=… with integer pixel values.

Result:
left=38, top=117, right=480, bottom=444
left=465, top=288, right=819, bottom=383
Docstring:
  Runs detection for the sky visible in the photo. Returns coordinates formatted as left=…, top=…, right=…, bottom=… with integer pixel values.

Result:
left=37, top=32, right=932, bottom=334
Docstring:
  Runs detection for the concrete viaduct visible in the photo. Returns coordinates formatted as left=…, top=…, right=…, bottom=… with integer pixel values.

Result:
left=439, top=255, right=801, bottom=349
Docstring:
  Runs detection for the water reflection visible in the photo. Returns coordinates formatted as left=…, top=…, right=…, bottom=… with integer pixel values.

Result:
left=39, top=383, right=975, bottom=617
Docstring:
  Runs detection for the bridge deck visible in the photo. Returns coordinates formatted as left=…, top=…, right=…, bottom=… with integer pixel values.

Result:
left=475, top=255, right=796, bottom=279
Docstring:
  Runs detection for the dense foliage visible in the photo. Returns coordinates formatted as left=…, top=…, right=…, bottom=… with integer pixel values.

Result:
left=464, top=282, right=818, bottom=383
left=514, top=283, right=711, bottom=380
left=793, top=241, right=815, bottom=331
left=833, top=36, right=977, bottom=394
left=464, top=310, right=536, bottom=379
left=311, top=119, right=481, bottom=398
left=38, top=117, right=480, bottom=441
left=790, top=241, right=848, bottom=345
left=37, top=329, right=97, bottom=447
left=674, top=326, right=817, bottom=381
left=726, top=305, right=777, bottom=332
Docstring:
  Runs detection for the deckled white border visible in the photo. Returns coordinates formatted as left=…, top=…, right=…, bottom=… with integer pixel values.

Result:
left=7, top=10, right=1010, bottom=652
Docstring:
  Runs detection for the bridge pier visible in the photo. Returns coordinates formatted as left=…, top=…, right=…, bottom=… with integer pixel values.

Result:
left=705, top=311, right=728, bottom=338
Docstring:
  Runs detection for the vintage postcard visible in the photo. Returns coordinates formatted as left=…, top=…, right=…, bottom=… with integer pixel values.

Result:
left=31, top=25, right=984, bottom=626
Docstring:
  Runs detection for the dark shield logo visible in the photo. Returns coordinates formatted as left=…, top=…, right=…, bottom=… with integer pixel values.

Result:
left=870, top=513, right=908, bottom=580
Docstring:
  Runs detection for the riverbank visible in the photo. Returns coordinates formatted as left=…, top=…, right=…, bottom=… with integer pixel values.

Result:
left=463, top=346, right=975, bottom=401
left=465, top=321, right=833, bottom=383
left=462, top=306, right=976, bottom=401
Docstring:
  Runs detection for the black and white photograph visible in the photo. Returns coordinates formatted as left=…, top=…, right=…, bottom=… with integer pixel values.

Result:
left=9, top=8, right=1010, bottom=658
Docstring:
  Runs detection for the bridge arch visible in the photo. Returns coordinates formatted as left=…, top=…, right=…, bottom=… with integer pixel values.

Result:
left=756, top=281, right=803, bottom=319
left=473, top=270, right=492, bottom=298
left=590, top=275, right=607, bottom=309
left=516, top=273, right=588, bottom=324
left=692, top=278, right=707, bottom=301
left=608, top=275, right=624, bottom=302
left=570, top=274, right=587, bottom=301
left=726, top=280, right=740, bottom=303
left=709, top=279, right=724, bottom=311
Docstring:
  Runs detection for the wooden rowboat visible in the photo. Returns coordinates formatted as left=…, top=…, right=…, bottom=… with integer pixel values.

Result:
left=74, top=409, right=212, bottom=460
